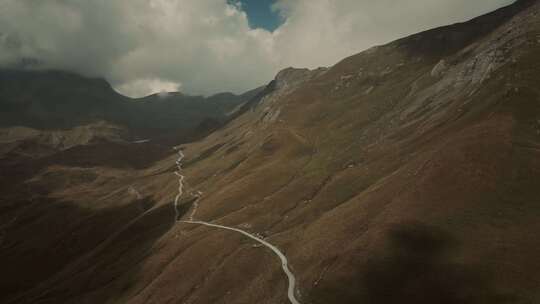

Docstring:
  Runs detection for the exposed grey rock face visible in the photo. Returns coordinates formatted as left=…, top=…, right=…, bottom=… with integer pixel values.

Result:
left=254, top=67, right=327, bottom=126
left=274, top=67, right=315, bottom=92
left=431, top=59, right=448, bottom=77
left=400, top=3, right=539, bottom=123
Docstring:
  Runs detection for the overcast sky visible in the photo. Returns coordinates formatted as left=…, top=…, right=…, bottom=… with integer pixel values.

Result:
left=0, top=0, right=514, bottom=97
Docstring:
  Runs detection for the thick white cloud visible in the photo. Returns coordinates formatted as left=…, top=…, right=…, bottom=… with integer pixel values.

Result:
left=0, top=0, right=514, bottom=97
left=115, top=78, right=182, bottom=98
left=271, top=0, right=515, bottom=69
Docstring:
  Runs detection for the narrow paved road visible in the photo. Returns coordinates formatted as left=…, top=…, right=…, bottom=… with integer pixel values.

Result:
left=173, top=149, right=185, bottom=221
left=132, top=139, right=151, bottom=144
left=180, top=220, right=301, bottom=304
left=172, top=148, right=301, bottom=304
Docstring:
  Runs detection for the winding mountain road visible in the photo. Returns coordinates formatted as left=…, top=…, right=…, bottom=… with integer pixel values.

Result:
left=179, top=220, right=300, bottom=304
left=132, top=139, right=151, bottom=144
left=173, top=149, right=185, bottom=221
left=172, top=148, right=301, bottom=304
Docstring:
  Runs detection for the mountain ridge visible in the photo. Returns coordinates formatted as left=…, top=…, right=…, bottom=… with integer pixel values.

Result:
left=0, top=68, right=264, bottom=136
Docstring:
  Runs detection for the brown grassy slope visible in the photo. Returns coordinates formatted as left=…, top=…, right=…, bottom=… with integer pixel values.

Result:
left=3, top=1, right=540, bottom=303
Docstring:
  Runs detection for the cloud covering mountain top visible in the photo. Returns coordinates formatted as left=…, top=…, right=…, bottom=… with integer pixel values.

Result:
left=0, top=0, right=514, bottom=97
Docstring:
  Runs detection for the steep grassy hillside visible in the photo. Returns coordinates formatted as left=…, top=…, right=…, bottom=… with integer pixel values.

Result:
left=2, top=1, right=540, bottom=303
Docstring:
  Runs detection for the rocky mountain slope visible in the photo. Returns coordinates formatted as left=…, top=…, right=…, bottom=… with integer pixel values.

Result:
left=2, top=0, right=540, bottom=303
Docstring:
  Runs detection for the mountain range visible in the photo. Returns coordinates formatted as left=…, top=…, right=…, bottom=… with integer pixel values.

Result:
left=0, top=68, right=262, bottom=137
